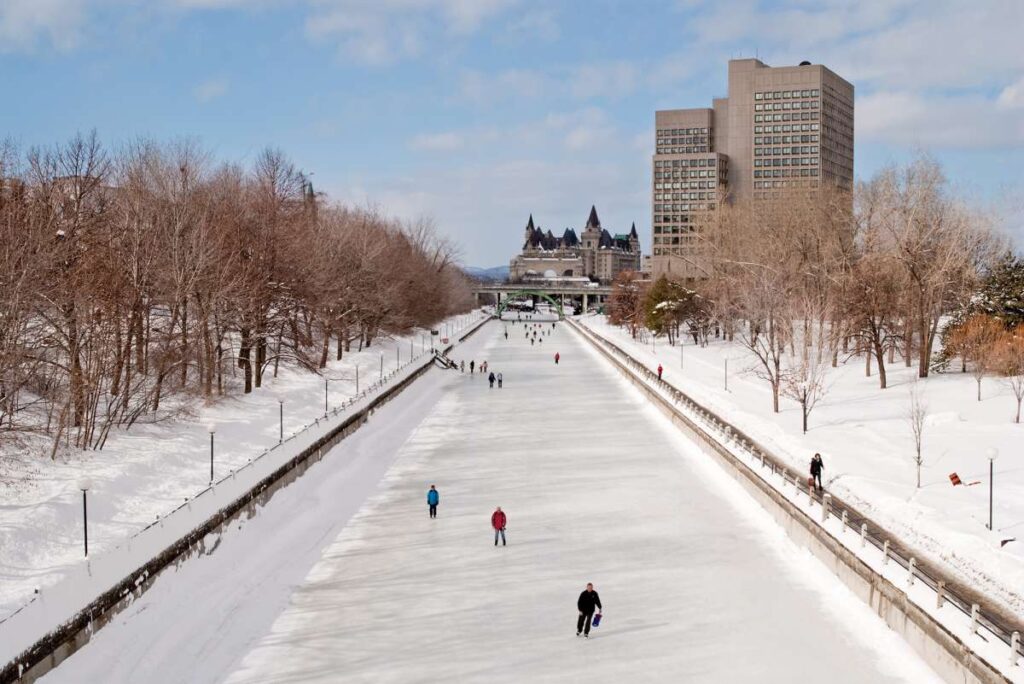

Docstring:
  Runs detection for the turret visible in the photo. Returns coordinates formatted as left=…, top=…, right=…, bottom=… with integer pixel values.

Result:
left=523, top=214, right=536, bottom=248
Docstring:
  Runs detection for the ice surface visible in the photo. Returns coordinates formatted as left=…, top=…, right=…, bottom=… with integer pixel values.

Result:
left=578, top=315, right=1024, bottom=616
left=209, top=319, right=940, bottom=684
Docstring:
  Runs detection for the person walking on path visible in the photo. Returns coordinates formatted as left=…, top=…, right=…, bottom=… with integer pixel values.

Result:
left=810, top=453, right=825, bottom=492
left=488, top=372, right=496, bottom=388
left=497, top=372, right=503, bottom=388
left=657, top=364, right=663, bottom=380
left=470, top=360, right=475, bottom=374
left=577, top=583, right=602, bottom=637
left=427, top=485, right=440, bottom=518
left=491, top=507, right=507, bottom=546
left=554, top=352, right=560, bottom=365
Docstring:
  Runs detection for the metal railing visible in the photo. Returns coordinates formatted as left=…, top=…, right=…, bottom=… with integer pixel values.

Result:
left=569, top=318, right=1023, bottom=670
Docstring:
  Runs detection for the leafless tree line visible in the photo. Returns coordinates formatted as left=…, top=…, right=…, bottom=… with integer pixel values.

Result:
left=608, top=154, right=1008, bottom=433
left=0, top=133, right=472, bottom=452
left=704, top=154, right=1006, bottom=424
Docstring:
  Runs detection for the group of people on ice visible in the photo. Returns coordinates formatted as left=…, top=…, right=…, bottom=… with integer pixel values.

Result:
left=425, top=484, right=603, bottom=637
left=458, top=359, right=504, bottom=388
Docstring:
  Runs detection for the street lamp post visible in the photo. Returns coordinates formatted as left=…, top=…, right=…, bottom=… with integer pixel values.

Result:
left=77, top=477, right=92, bottom=557
left=277, top=396, right=284, bottom=443
left=324, top=378, right=329, bottom=417
left=208, top=424, right=216, bottom=482
left=987, top=447, right=998, bottom=530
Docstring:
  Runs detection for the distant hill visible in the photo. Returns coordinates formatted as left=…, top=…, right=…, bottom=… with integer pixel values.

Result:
left=463, top=265, right=509, bottom=282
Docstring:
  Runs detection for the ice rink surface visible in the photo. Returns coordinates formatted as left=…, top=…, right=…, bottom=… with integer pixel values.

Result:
left=221, top=318, right=941, bottom=684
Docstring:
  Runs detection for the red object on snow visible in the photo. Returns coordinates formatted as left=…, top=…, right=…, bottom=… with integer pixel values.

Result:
left=491, top=510, right=507, bottom=530
left=949, top=473, right=962, bottom=486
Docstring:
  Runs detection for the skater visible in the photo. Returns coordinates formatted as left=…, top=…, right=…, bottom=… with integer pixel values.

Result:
left=576, top=583, right=602, bottom=637
left=505, top=331, right=509, bottom=340
left=810, top=453, right=825, bottom=491
left=488, top=372, right=496, bottom=388
left=531, top=338, right=535, bottom=346
left=491, top=507, right=507, bottom=546
left=427, top=485, right=439, bottom=518
left=460, top=360, right=465, bottom=373
left=470, top=360, right=475, bottom=374
left=657, top=364, right=663, bottom=380
left=554, top=352, right=560, bottom=365
left=497, top=372, right=503, bottom=388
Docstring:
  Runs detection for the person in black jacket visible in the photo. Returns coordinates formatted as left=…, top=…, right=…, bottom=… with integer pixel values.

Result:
left=810, top=453, right=824, bottom=491
left=576, top=583, right=602, bottom=637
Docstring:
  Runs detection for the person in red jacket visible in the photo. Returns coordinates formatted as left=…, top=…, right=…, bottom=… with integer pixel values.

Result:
left=554, top=352, right=560, bottom=365
left=657, top=364, right=663, bottom=380
left=491, top=507, right=507, bottom=546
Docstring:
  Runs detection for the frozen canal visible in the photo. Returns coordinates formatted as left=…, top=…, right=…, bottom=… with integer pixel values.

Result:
left=220, top=318, right=939, bottom=684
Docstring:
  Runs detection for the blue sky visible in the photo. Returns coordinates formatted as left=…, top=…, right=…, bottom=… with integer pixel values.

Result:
left=2, top=0, right=1022, bottom=266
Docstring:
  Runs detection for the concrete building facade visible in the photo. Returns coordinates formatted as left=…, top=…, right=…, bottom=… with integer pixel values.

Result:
left=510, top=206, right=641, bottom=284
left=652, top=58, right=854, bottom=282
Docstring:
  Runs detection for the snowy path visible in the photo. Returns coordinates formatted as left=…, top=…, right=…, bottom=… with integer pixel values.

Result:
left=210, top=319, right=939, bottom=684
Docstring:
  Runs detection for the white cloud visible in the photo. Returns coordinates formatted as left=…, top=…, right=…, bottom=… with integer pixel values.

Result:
left=457, top=67, right=552, bottom=105
left=858, top=90, right=1024, bottom=148
left=193, top=77, right=228, bottom=103
left=569, top=62, right=640, bottom=100
left=503, top=8, right=559, bottom=42
left=0, top=0, right=85, bottom=53
left=305, top=0, right=516, bottom=65
left=682, top=0, right=1024, bottom=92
left=410, top=131, right=464, bottom=151
left=544, top=108, right=616, bottom=151
left=997, top=77, right=1024, bottom=111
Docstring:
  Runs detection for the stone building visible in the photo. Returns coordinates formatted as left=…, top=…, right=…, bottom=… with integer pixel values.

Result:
left=509, top=206, right=641, bottom=284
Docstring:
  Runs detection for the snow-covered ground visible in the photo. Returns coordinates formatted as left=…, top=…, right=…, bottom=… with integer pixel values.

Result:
left=0, top=313, right=483, bottom=624
left=578, top=315, right=1024, bottom=618
left=44, top=316, right=945, bottom=683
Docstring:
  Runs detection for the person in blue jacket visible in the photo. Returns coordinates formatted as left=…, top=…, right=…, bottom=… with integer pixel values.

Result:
left=427, top=485, right=440, bottom=518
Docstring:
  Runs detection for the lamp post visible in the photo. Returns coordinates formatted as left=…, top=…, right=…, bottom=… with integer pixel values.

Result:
left=355, top=365, right=359, bottom=393
left=277, top=396, right=284, bottom=443
left=987, top=447, right=998, bottom=530
left=77, top=477, right=92, bottom=557
left=324, top=378, right=329, bottom=417
left=208, top=423, right=216, bottom=482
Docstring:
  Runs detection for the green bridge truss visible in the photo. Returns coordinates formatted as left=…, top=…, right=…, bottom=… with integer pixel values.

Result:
left=495, top=290, right=566, bottom=320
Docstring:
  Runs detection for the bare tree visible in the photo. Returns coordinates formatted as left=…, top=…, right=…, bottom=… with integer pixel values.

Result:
left=907, top=380, right=928, bottom=488
left=780, top=350, right=830, bottom=433
left=946, top=314, right=1003, bottom=401
left=993, top=329, right=1024, bottom=423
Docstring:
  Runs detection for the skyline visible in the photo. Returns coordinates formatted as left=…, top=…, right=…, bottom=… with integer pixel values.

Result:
left=2, top=0, right=1022, bottom=266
